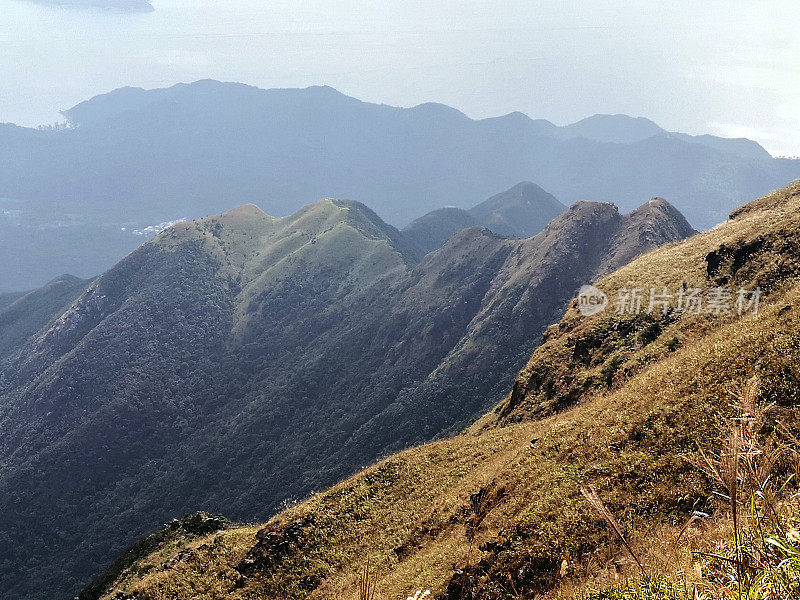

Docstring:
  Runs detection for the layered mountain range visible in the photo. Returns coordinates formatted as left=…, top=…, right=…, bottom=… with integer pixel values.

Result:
left=77, top=180, right=800, bottom=600
left=402, top=182, right=566, bottom=254
left=2, top=79, right=797, bottom=291
left=0, top=194, right=693, bottom=599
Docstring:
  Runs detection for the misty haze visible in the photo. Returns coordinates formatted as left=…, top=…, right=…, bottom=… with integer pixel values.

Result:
left=22, top=0, right=153, bottom=12
left=1, top=3, right=800, bottom=600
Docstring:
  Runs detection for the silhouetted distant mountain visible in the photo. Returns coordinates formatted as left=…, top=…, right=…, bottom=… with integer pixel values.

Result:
left=558, top=113, right=665, bottom=144
left=1, top=80, right=797, bottom=291
left=403, top=182, right=567, bottom=254
left=0, top=195, right=692, bottom=600
left=469, top=181, right=566, bottom=238
left=402, top=207, right=477, bottom=255
left=668, top=132, right=771, bottom=161
left=554, top=114, right=771, bottom=160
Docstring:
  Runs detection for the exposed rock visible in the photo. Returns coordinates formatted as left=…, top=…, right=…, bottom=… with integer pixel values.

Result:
left=236, top=517, right=315, bottom=576
left=165, top=512, right=230, bottom=537
left=76, top=512, right=229, bottom=600
left=705, top=236, right=767, bottom=283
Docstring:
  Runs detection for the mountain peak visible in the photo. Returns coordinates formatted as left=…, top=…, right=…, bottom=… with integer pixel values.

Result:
left=561, top=113, right=665, bottom=144
left=302, top=84, right=348, bottom=97
left=548, top=199, right=619, bottom=225
left=328, top=199, right=423, bottom=262
left=469, top=181, right=567, bottom=238
left=402, top=207, right=477, bottom=254
left=409, top=101, right=470, bottom=121
left=625, top=196, right=696, bottom=234
left=182, top=203, right=272, bottom=232
left=403, top=182, right=568, bottom=255
left=594, top=196, right=696, bottom=276
left=219, top=203, right=268, bottom=220
left=625, top=196, right=675, bottom=216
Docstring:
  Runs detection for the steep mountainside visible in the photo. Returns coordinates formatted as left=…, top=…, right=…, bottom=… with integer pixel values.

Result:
left=1, top=80, right=797, bottom=290
left=0, top=291, right=25, bottom=311
left=402, top=182, right=567, bottom=254
left=85, top=180, right=800, bottom=600
left=0, top=196, right=690, bottom=600
left=0, top=274, right=87, bottom=358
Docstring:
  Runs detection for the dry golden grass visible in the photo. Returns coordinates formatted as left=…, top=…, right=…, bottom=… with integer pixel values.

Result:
left=546, top=372, right=800, bottom=600
left=99, top=181, right=800, bottom=600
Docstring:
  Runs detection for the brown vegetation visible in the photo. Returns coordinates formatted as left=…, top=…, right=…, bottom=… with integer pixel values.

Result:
left=92, top=181, right=800, bottom=600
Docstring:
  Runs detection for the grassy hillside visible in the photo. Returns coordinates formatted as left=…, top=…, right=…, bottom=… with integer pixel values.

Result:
left=0, top=195, right=687, bottom=600
left=86, top=181, right=800, bottom=600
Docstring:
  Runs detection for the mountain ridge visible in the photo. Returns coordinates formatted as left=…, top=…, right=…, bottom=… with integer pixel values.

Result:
left=2, top=79, right=798, bottom=291
left=79, top=179, right=800, bottom=600
left=0, top=194, right=693, bottom=600
left=402, top=182, right=568, bottom=254
left=63, top=82, right=770, bottom=160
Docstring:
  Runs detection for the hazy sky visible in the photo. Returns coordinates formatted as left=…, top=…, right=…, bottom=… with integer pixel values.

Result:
left=2, top=0, right=799, bottom=156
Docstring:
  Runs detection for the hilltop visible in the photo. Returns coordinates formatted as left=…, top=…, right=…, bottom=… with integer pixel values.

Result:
left=403, top=182, right=567, bottom=254
left=0, top=194, right=690, bottom=600
left=78, top=180, right=800, bottom=600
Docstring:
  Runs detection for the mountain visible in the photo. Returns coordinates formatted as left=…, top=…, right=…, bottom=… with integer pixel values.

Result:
left=0, top=195, right=691, bottom=600
left=82, top=179, right=800, bottom=600
left=669, top=131, right=772, bottom=161
left=558, top=113, right=665, bottom=144
left=0, top=273, right=87, bottom=358
left=402, top=182, right=567, bottom=254
left=558, top=114, right=771, bottom=160
left=0, top=291, right=25, bottom=311
left=468, top=181, right=566, bottom=238
left=401, top=208, right=477, bottom=255
left=1, top=80, right=797, bottom=291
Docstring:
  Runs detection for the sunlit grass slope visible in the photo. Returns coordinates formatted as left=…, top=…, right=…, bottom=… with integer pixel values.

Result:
left=90, top=182, right=800, bottom=600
